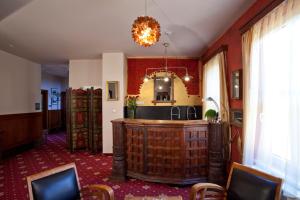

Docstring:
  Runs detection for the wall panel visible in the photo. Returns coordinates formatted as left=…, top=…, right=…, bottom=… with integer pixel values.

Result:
left=0, top=112, right=42, bottom=151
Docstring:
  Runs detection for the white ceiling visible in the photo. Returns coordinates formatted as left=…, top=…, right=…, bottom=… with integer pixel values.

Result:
left=0, top=0, right=255, bottom=63
left=42, top=64, right=69, bottom=77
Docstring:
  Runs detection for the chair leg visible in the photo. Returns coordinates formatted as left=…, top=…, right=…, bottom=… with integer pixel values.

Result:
left=190, top=183, right=226, bottom=200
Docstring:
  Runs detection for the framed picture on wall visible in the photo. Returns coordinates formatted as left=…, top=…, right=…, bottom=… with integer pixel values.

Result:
left=106, top=81, right=119, bottom=101
left=51, top=96, right=58, bottom=105
left=51, top=88, right=58, bottom=96
left=50, top=88, right=59, bottom=105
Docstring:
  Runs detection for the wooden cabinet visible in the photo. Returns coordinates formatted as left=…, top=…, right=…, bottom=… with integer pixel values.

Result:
left=0, top=113, right=42, bottom=153
left=111, top=119, right=229, bottom=185
left=208, top=122, right=229, bottom=185
left=111, top=119, right=209, bottom=184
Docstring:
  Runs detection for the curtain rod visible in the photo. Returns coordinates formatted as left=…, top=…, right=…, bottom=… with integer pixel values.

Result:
left=240, top=0, right=285, bottom=34
left=201, top=45, right=228, bottom=64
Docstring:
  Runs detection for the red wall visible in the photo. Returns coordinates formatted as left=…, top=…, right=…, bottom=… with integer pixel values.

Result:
left=127, top=58, right=199, bottom=95
left=201, top=0, right=274, bottom=162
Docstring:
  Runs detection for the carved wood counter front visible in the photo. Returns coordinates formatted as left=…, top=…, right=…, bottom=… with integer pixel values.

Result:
left=111, top=119, right=209, bottom=185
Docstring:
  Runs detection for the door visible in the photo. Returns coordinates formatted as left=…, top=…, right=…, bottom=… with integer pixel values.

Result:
left=61, top=91, right=66, bottom=130
left=41, top=90, right=48, bottom=129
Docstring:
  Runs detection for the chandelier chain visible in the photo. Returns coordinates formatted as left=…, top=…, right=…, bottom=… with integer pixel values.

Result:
left=164, top=43, right=168, bottom=71
left=145, top=0, right=147, bottom=16
left=132, top=0, right=160, bottom=47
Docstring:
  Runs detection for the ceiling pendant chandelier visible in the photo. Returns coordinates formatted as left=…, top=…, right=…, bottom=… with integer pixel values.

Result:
left=142, top=42, right=193, bottom=82
left=132, top=0, right=161, bottom=47
left=163, top=42, right=170, bottom=82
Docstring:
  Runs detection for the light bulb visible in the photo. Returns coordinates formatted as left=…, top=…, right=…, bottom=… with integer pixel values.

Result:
left=144, top=77, right=149, bottom=82
left=184, top=75, right=190, bottom=82
left=158, top=86, right=163, bottom=90
left=164, top=76, right=169, bottom=82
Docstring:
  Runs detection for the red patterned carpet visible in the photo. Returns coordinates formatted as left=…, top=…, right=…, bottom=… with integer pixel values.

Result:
left=0, top=132, right=190, bottom=200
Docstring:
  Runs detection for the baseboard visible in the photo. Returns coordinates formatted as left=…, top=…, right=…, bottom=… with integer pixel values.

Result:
left=103, top=153, right=113, bottom=156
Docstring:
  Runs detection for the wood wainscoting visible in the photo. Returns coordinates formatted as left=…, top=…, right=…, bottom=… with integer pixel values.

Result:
left=0, top=112, right=42, bottom=152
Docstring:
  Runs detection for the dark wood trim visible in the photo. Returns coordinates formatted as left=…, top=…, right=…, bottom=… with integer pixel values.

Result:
left=60, top=91, right=66, bottom=130
left=41, top=89, right=48, bottom=130
left=240, top=0, right=285, bottom=34
left=103, top=153, right=113, bottom=156
left=151, top=100, right=176, bottom=105
left=202, top=45, right=228, bottom=64
left=0, top=112, right=42, bottom=120
left=0, top=129, right=3, bottom=162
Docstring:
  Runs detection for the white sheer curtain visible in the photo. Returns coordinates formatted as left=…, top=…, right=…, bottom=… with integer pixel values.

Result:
left=202, top=54, right=220, bottom=118
left=243, top=0, right=300, bottom=198
left=202, top=52, right=229, bottom=121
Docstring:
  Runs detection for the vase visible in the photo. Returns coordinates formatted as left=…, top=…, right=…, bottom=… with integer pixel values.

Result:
left=128, top=109, right=136, bottom=119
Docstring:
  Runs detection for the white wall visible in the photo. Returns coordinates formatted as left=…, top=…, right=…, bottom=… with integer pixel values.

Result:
left=41, top=72, right=68, bottom=110
left=0, top=50, right=41, bottom=115
left=102, top=53, right=126, bottom=153
left=69, top=59, right=102, bottom=89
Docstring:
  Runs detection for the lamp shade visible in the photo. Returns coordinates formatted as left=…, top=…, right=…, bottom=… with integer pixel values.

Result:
left=132, top=16, right=161, bottom=47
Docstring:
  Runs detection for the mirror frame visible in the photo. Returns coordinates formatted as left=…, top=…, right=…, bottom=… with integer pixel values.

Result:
left=152, top=74, right=176, bottom=105
left=106, top=81, right=119, bottom=101
left=231, top=69, right=242, bottom=100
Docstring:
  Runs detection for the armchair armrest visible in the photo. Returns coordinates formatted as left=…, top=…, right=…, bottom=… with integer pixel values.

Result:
left=190, top=183, right=226, bottom=200
left=81, top=184, right=114, bottom=200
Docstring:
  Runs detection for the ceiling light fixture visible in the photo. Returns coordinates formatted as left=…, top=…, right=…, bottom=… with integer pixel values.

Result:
left=164, top=76, right=170, bottom=82
left=183, top=74, right=191, bottom=82
left=163, top=43, right=170, bottom=82
left=143, top=74, right=150, bottom=82
left=142, top=42, right=193, bottom=83
left=132, top=0, right=161, bottom=47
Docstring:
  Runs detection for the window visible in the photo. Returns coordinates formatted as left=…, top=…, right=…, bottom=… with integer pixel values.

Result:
left=243, top=1, right=300, bottom=197
left=202, top=54, right=221, bottom=117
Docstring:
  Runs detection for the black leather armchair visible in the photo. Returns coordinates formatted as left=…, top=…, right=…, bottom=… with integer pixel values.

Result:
left=27, top=163, right=114, bottom=200
left=190, top=162, right=282, bottom=200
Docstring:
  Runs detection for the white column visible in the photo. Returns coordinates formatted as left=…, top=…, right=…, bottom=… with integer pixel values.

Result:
left=102, top=53, right=127, bottom=153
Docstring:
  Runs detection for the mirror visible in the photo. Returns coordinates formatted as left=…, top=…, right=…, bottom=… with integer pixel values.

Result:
left=152, top=75, right=175, bottom=104
left=230, top=109, right=243, bottom=127
left=231, top=69, right=242, bottom=99
left=106, top=81, right=119, bottom=101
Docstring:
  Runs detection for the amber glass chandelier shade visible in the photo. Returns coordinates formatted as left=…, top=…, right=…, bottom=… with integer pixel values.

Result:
left=132, top=16, right=161, bottom=47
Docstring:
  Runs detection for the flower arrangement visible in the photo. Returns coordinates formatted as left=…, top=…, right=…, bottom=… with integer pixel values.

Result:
left=126, top=96, right=139, bottom=118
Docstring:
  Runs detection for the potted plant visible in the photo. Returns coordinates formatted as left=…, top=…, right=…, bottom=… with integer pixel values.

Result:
left=204, top=109, right=218, bottom=122
left=126, top=96, right=139, bottom=119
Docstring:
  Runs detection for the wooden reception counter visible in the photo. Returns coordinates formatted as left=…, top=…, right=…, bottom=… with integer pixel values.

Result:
left=111, top=119, right=214, bottom=185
